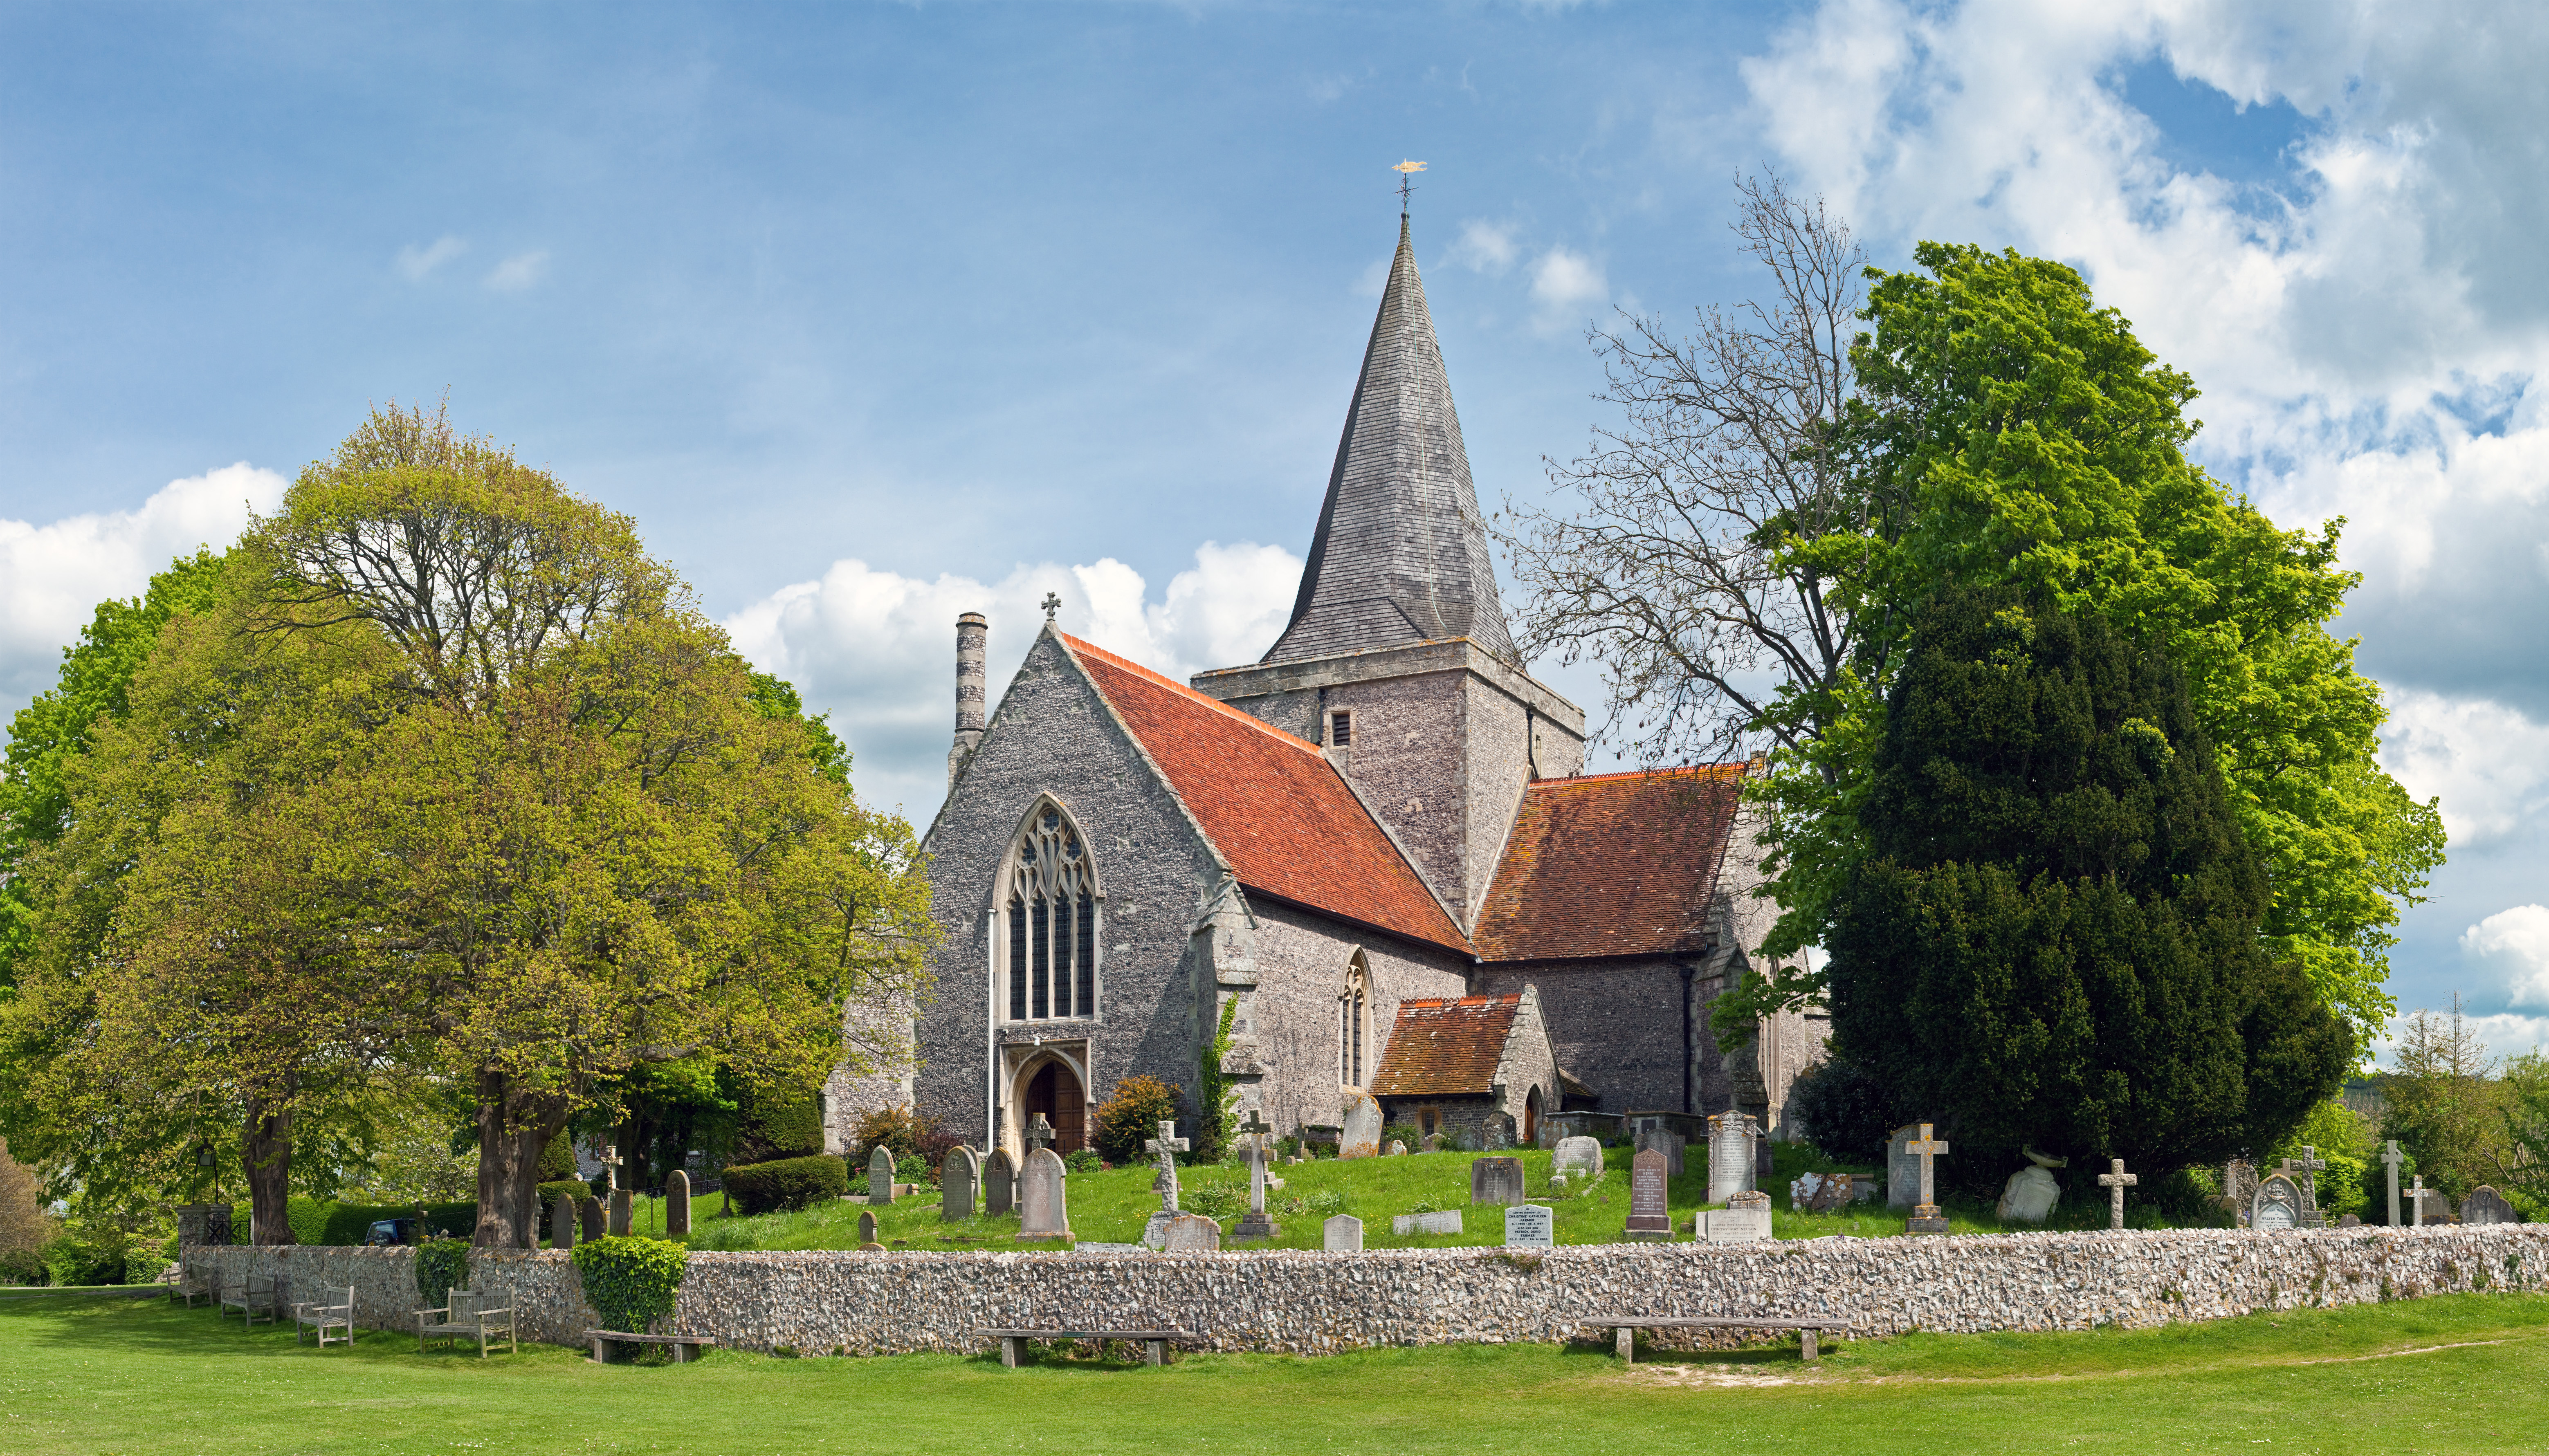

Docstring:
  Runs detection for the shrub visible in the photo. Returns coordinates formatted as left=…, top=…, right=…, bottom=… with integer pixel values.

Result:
left=1064, top=1147, right=1101, bottom=1174
left=535, top=1180, right=591, bottom=1223
left=41, top=1225, right=130, bottom=1286
left=1094, top=1075, right=1184, bottom=1165
left=537, top=1131, right=580, bottom=1181
left=1785, top=1056, right=1898, bottom=1164
left=0, top=1246, right=47, bottom=1285
left=415, top=1238, right=470, bottom=1308
left=721, top=1155, right=847, bottom=1215
left=570, top=1235, right=688, bottom=1335
left=851, top=1105, right=962, bottom=1185
left=732, top=1081, right=826, bottom=1164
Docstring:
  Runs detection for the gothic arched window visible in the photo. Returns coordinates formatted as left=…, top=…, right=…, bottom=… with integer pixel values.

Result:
left=1338, top=955, right=1371, bottom=1089
left=1004, top=802, right=1099, bottom=1022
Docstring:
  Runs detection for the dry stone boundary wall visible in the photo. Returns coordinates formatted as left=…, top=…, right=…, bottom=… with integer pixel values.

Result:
left=187, top=1225, right=2549, bottom=1358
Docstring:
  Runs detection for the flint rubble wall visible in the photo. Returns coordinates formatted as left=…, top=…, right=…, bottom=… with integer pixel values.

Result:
left=188, top=1224, right=2549, bottom=1357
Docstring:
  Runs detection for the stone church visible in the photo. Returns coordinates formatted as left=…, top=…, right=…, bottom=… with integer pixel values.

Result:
left=846, top=215, right=1826, bottom=1162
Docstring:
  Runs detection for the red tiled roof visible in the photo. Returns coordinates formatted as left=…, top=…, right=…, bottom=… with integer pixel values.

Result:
left=1472, top=766, right=1745, bottom=962
left=1062, top=634, right=1470, bottom=954
left=1369, top=994, right=1520, bottom=1097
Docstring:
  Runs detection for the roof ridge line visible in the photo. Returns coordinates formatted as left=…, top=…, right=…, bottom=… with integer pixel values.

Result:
left=1532, top=764, right=1747, bottom=788
left=1060, top=633, right=1326, bottom=755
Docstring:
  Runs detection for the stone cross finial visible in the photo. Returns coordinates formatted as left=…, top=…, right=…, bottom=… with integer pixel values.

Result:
left=1026, top=1113, right=1056, bottom=1153
left=2294, top=1144, right=2329, bottom=1212
left=2380, top=1140, right=2405, bottom=1227
left=1144, top=1119, right=1190, bottom=1215
left=1906, top=1124, right=1950, bottom=1218
left=2406, top=1174, right=2428, bottom=1228
left=2098, top=1157, right=2138, bottom=1231
left=1041, top=592, right=1061, bottom=621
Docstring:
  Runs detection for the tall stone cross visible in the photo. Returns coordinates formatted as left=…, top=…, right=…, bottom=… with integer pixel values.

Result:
left=2293, top=1145, right=2329, bottom=1214
left=598, top=1144, right=623, bottom=1196
left=1144, top=1119, right=1189, bottom=1214
left=2098, top=1157, right=2138, bottom=1231
left=1239, top=1110, right=1273, bottom=1216
left=2405, top=1174, right=2428, bottom=1228
left=1025, top=1113, right=1056, bottom=1154
left=1907, top=1124, right=1950, bottom=1218
left=2380, top=1140, right=2405, bottom=1227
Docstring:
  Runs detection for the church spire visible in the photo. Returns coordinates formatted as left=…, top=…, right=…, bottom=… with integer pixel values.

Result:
left=1262, top=213, right=1516, bottom=665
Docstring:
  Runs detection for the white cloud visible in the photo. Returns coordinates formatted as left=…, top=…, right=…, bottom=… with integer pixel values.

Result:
left=0, top=464, right=287, bottom=713
left=1451, top=220, right=1520, bottom=275
left=2461, top=905, right=2549, bottom=1009
left=485, top=250, right=550, bottom=293
left=2369, top=1008, right=2549, bottom=1069
left=394, top=235, right=467, bottom=282
left=723, top=540, right=1300, bottom=821
left=1528, top=245, right=1606, bottom=333
left=2378, top=691, right=2549, bottom=848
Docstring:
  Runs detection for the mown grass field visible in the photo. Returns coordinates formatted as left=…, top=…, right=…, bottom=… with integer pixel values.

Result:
left=4, top=1290, right=2545, bottom=1454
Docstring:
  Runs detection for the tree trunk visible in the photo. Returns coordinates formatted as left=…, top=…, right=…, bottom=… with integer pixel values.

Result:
left=242, top=1099, right=296, bottom=1245
left=473, top=1070, right=570, bottom=1248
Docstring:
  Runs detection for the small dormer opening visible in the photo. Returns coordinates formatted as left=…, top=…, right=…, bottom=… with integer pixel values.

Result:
left=1329, top=709, right=1354, bottom=747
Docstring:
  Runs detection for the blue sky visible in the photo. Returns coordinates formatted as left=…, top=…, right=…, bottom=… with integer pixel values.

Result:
left=7, top=0, right=2549, bottom=1061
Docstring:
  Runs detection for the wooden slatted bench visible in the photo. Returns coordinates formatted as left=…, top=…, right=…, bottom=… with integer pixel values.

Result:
left=294, top=1284, right=356, bottom=1348
left=587, top=1329, right=716, bottom=1364
left=1586, top=1315, right=1855, bottom=1363
left=979, top=1328, right=1193, bottom=1368
left=220, top=1272, right=278, bottom=1328
left=417, top=1289, right=517, bottom=1357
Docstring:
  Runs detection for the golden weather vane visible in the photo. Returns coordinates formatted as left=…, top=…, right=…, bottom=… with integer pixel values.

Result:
left=1393, top=159, right=1426, bottom=214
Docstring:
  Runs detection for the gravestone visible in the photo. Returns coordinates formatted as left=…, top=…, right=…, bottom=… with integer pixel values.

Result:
left=2405, top=1174, right=2432, bottom=1227
left=1392, top=1210, right=1463, bottom=1236
left=984, top=1147, right=1016, bottom=1216
left=2463, top=1186, right=2518, bottom=1225
left=2097, top=1158, right=2136, bottom=1231
left=1503, top=1204, right=1555, bottom=1247
left=549, top=1196, right=576, bottom=1250
left=1997, top=1149, right=2066, bottom=1224
left=578, top=1196, right=604, bottom=1242
left=608, top=1188, right=632, bottom=1236
left=1793, top=1170, right=1855, bottom=1214
left=2252, top=1173, right=2303, bottom=1231
left=1553, top=1135, right=1605, bottom=1181
left=1232, top=1111, right=1280, bottom=1241
left=1324, top=1214, right=1365, bottom=1252
left=1624, top=1149, right=1673, bottom=1241
left=665, top=1169, right=691, bottom=1237
left=1888, top=1125, right=1923, bottom=1209
left=942, top=1145, right=980, bottom=1220
left=1141, top=1119, right=1191, bottom=1249
left=1160, top=1212, right=1222, bottom=1252
left=2223, top=1158, right=2260, bottom=1227
left=2379, top=1140, right=2405, bottom=1227
left=1904, top=1124, right=1951, bottom=1234
left=858, top=1210, right=878, bottom=1244
left=1016, top=1146, right=1072, bottom=1241
left=1471, top=1155, right=1526, bottom=1207
left=1386, top=1140, right=1407, bottom=1156
left=1707, top=1112, right=1760, bottom=1202
left=2292, top=1146, right=2329, bottom=1224
left=868, top=1146, right=896, bottom=1204
left=1635, top=1126, right=1686, bottom=1177
left=1339, top=1092, right=1383, bottom=1159
left=1700, top=1190, right=1772, bottom=1243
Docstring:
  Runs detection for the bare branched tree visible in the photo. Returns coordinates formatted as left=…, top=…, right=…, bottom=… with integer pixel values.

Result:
left=1500, top=172, right=1887, bottom=768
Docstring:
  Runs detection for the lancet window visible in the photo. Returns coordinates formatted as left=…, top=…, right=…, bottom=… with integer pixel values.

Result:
left=1004, top=804, right=1098, bottom=1022
left=1338, top=956, right=1371, bottom=1089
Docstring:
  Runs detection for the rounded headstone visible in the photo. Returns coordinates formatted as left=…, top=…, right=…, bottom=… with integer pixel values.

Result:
left=664, top=1170, right=692, bottom=1237
left=1322, top=1214, right=1364, bottom=1252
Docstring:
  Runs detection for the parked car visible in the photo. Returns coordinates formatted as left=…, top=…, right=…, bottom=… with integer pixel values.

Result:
left=363, top=1218, right=419, bottom=1247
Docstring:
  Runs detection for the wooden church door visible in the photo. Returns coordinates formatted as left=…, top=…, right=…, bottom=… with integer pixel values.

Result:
left=1026, top=1062, right=1085, bottom=1153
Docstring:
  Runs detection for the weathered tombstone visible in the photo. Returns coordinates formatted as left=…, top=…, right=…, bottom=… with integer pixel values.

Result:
left=2292, top=1146, right=2329, bottom=1225
left=985, top=1147, right=1016, bottom=1216
left=1016, top=1146, right=1072, bottom=1242
left=1904, top=1124, right=1951, bottom=1234
left=1699, top=1189, right=1772, bottom=1243
left=2379, top=1140, right=2405, bottom=1227
left=1161, top=1212, right=1222, bottom=1252
left=1503, top=1204, right=1555, bottom=1248
left=2223, top=1158, right=2260, bottom=1227
left=1386, top=1140, right=1407, bottom=1157
left=1634, top=1125, right=1685, bottom=1177
left=1419, top=1133, right=1442, bottom=1154
left=1707, top=1112, right=1760, bottom=1202
left=1997, top=1149, right=2065, bottom=1224
left=578, top=1195, right=604, bottom=1242
left=1624, top=1149, right=1673, bottom=1241
left=1392, top=1209, right=1463, bottom=1236
left=1339, top=1092, right=1383, bottom=1159
left=1482, top=1111, right=1518, bottom=1151
left=1470, top=1155, right=1526, bottom=1207
left=942, top=1145, right=979, bottom=1220
left=665, top=1169, right=691, bottom=1237
left=2338, top=1213, right=2361, bottom=1227
left=1888, top=1125, right=1923, bottom=1209
left=1553, top=1135, right=1605, bottom=1182
left=1140, top=1118, right=1192, bottom=1249
left=857, top=1210, right=878, bottom=1244
left=1323, top=1214, right=1364, bottom=1252
left=608, top=1188, right=632, bottom=1236
left=1232, top=1111, right=1280, bottom=1241
left=549, top=1196, right=576, bottom=1250
left=2097, top=1158, right=2137, bottom=1231
left=1794, top=1170, right=1855, bottom=1214
left=2252, top=1173, right=2303, bottom=1230
left=867, top=1145, right=896, bottom=1205
left=2463, top=1186, right=2518, bottom=1225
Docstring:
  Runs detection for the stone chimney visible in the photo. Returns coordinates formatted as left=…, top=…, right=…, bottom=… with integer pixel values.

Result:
left=949, top=612, right=988, bottom=787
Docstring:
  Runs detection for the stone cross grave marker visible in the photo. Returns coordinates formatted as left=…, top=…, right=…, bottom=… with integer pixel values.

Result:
left=1553, top=1135, right=1604, bottom=1181
left=2253, top=1172, right=2302, bottom=1230
left=1141, top=1118, right=1192, bottom=1249
left=608, top=1188, right=632, bottom=1236
left=599, top=1143, right=623, bottom=1196
left=1503, top=1203, right=1555, bottom=1248
left=665, top=1169, right=691, bottom=1237
left=985, top=1147, right=1016, bottom=1216
left=1888, top=1124, right=1922, bottom=1209
left=1471, top=1155, right=1526, bottom=1207
left=1026, top=1112, right=1056, bottom=1153
left=2379, top=1140, right=2404, bottom=1227
left=549, top=1195, right=576, bottom=1250
left=1161, top=1212, right=1222, bottom=1252
left=1905, top=1124, right=1951, bottom=1234
left=1016, top=1146, right=1072, bottom=1242
left=578, top=1196, right=604, bottom=1243
left=1625, top=1148, right=1673, bottom=1241
left=1707, top=1112, right=1760, bottom=1202
left=1339, top=1091, right=1383, bottom=1159
left=868, top=1145, right=896, bottom=1204
left=2223, top=1158, right=2259, bottom=1227
left=941, top=1145, right=979, bottom=1220
left=2405, top=1174, right=2429, bottom=1227
left=858, top=1210, right=878, bottom=1245
left=2097, top=1158, right=2137, bottom=1231
left=1323, top=1213, right=1364, bottom=1252
left=1233, top=1111, right=1280, bottom=1241
left=2463, top=1185, right=2517, bottom=1225
left=2293, top=1145, right=2329, bottom=1226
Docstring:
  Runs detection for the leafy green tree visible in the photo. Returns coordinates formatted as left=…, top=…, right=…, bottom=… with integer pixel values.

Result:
left=2380, top=998, right=2505, bottom=1202
left=2499, top=1048, right=2549, bottom=1216
left=1826, top=592, right=2351, bottom=1172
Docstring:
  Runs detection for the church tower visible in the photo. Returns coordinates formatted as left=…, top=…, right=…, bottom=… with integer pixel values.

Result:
left=1194, top=215, right=1586, bottom=931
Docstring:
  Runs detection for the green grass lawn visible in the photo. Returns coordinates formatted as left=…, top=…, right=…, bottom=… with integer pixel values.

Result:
left=5, top=1291, right=2546, bottom=1454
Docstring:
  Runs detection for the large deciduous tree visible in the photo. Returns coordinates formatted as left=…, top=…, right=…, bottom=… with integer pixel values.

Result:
left=1827, top=592, right=2350, bottom=1171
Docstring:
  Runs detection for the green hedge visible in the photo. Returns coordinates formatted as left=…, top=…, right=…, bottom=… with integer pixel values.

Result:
left=721, top=1155, right=846, bottom=1215
left=570, top=1236, right=688, bottom=1335
left=319, top=1202, right=476, bottom=1245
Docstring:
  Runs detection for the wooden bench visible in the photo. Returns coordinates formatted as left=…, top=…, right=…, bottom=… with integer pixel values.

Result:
left=294, top=1283, right=355, bottom=1348
left=220, top=1272, right=278, bottom=1328
left=586, top=1329, right=716, bottom=1364
left=1586, top=1315, right=1854, bottom=1363
left=416, top=1288, right=516, bottom=1357
left=980, top=1328, right=1192, bottom=1368
left=164, top=1264, right=216, bottom=1309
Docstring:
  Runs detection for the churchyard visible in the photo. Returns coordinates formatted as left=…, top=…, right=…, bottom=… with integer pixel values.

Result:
left=9, top=1288, right=2547, bottom=1455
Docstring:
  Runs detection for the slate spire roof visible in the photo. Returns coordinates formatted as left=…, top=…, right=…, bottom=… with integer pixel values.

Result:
left=1263, top=215, right=1518, bottom=664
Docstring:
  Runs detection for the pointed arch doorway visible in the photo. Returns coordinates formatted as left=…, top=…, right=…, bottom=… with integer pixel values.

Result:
left=1005, top=1050, right=1087, bottom=1155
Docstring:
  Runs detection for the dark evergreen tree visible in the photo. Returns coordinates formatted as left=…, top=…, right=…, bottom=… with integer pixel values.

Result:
left=1826, top=591, right=2349, bottom=1175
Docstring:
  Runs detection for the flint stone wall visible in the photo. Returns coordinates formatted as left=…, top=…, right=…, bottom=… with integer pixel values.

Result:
left=187, top=1224, right=2549, bottom=1358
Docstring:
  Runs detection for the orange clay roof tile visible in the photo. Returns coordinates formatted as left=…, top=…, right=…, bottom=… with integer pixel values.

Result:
left=1368, top=994, right=1521, bottom=1097
left=1472, top=766, right=1745, bottom=962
